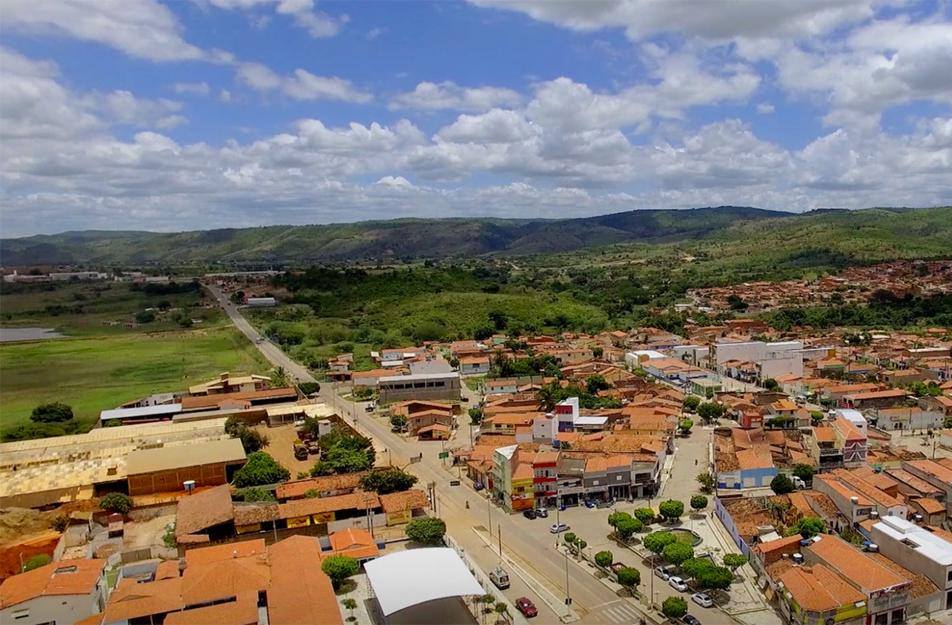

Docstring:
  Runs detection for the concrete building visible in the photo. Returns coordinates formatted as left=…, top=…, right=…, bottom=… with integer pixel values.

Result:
left=0, top=559, right=106, bottom=625
left=714, top=340, right=804, bottom=380
left=871, top=516, right=952, bottom=612
left=377, top=372, right=461, bottom=404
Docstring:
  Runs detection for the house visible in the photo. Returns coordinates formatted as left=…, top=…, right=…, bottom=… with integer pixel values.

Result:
left=871, top=515, right=952, bottom=612
left=275, top=472, right=365, bottom=501
left=458, top=355, right=491, bottom=375
left=406, top=410, right=454, bottom=437
left=714, top=428, right=778, bottom=490
left=491, top=445, right=535, bottom=513
left=377, top=372, right=461, bottom=404
left=379, top=489, right=430, bottom=525
left=101, top=536, right=343, bottom=625
left=776, top=563, right=867, bottom=625
left=804, top=534, right=912, bottom=625
left=352, top=369, right=396, bottom=388
left=813, top=470, right=907, bottom=524
left=901, top=460, right=952, bottom=516
left=174, top=484, right=236, bottom=544
left=188, top=372, right=272, bottom=396
left=0, top=559, right=107, bottom=625
left=832, top=415, right=868, bottom=467
left=842, top=388, right=910, bottom=410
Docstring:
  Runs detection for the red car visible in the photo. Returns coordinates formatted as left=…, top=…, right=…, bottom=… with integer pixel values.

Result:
left=515, top=597, right=538, bottom=618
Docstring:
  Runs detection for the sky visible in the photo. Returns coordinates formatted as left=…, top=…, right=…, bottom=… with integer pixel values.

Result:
left=1, top=0, right=951, bottom=236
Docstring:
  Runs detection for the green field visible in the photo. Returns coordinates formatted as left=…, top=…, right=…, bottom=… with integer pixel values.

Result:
left=0, top=325, right=269, bottom=437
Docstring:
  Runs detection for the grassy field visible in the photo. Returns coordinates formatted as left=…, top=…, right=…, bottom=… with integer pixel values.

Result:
left=0, top=324, right=270, bottom=435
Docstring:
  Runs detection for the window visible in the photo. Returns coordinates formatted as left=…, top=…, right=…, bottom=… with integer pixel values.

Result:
left=11, top=610, right=29, bottom=620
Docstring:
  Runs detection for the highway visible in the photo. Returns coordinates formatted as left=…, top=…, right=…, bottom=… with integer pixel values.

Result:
left=206, top=282, right=657, bottom=624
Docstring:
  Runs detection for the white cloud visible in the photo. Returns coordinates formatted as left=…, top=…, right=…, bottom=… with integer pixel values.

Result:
left=2, top=0, right=205, bottom=61
left=92, top=90, right=184, bottom=128
left=237, top=62, right=372, bottom=102
left=207, top=0, right=347, bottom=38
left=756, top=102, right=775, bottom=114
left=173, top=82, right=211, bottom=96
left=390, top=81, right=523, bottom=112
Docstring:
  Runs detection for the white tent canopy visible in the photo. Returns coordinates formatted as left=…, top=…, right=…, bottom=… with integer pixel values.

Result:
left=364, top=548, right=485, bottom=616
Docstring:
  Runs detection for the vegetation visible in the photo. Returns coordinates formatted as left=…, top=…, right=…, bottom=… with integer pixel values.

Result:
left=310, top=431, right=375, bottom=476
left=792, top=464, right=815, bottom=484
left=341, top=598, right=357, bottom=622
left=389, top=414, right=408, bottom=430
left=232, top=452, right=290, bottom=488
left=633, top=507, right=656, bottom=524
left=406, top=517, right=446, bottom=545
left=696, top=471, right=716, bottom=493
left=100, top=493, right=133, bottom=514
left=658, top=499, right=684, bottom=522
left=787, top=516, right=826, bottom=539
left=697, top=402, right=726, bottom=423
left=225, top=416, right=269, bottom=453
left=770, top=473, right=795, bottom=495
left=690, top=495, right=708, bottom=512
left=681, top=558, right=734, bottom=590
left=615, top=567, right=640, bottom=594
left=723, top=553, right=748, bottom=571
left=30, top=402, right=74, bottom=423
left=359, top=468, right=418, bottom=494
left=662, top=542, right=694, bottom=566
left=235, top=487, right=277, bottom=502
left=594, top=550, right=613, bottom=568
left=662, top=596, right=687, bottom=619
left=683, top=395, right=701, bottom=412
left=643, top=531, right=676, bottom=556
left=321, top=555, right=359, bottom=588
left=22, top=554, right=52, bottom=572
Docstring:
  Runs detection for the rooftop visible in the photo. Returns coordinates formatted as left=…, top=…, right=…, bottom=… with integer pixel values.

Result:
left=873, top=516, right=952, bottom=566
left=0, top=559, right=106, bottom=608
left=126, top=438, right=246, bottom=475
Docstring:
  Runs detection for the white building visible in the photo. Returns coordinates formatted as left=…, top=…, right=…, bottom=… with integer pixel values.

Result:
left=714, top=340, right=804, bottom=380
left=871, top=516, right=952, bottom=613
left=0, top=559, right=107, bottom=625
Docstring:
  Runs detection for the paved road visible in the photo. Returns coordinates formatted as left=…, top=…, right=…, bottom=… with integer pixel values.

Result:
left=205, top=283, right=317, bottom=383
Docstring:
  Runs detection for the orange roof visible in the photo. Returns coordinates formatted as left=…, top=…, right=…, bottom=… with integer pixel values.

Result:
left=268, top=536, right=343, bottom=625
left=378, top=489, right=429, bottom=514
left=176, top=484, right=234, bottom=539
left=276, top=472, right=366, bottom=500
left=485, top=413, right=538, bottom=426
left=180, top=387, right=296, bottom=410
left=1, top=559, right=106, bottom=608
left=844, top=389, right=908, bottom=401
left=279, top=491, right=379, bottom=519
left=914, top=497, right=946, bottom=514
left=755, top=534, right=803, bottom=554
left=328, top=528, right=380, bottom=560
left=833, top=416, right=865, bottom=442
left=184, top=538, right=267, bottom=566
left=779, top=564, right=865, bottom=612
left=807, top=535, right=908, bottom=592
left=736, top=448, right=774, bottom=471
left=165, top=592, right=258, bottom=625
left=906, top=459, right=952, bottom=485
left=104, top=577, right=184, bottom=622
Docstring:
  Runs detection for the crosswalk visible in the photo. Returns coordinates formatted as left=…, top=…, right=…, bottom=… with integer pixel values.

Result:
left=589, top=600, right=645, bottom=624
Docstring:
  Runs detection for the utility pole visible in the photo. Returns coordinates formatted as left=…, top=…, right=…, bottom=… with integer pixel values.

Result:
left=487, top=493, right=492, bottom=534
left=497, top=525, right=502, bottom=561
left=563, top=548, right=572, bottom=606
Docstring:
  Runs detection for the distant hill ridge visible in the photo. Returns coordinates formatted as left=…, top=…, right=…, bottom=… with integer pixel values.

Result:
left=2, top=205, right=950, bottom=265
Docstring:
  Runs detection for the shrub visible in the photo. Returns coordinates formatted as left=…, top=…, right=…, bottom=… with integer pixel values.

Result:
left=633, top=507, right=655, bottom=524
left=232, top=452, right=290, bottom=488
left=679, top=418, right=694, bottom=433
left=135, top=310, right=156, bottom=323
left=594, top=551, right=613, bottom=568
left=321, top=555, right=358, bottom=588
left=662, top=596, right=687, bottom=619
left=100, top=493, right=133, bottom=514
left=658, top=499, right=684, bottom=521
left=696, top=565, right=734, bottom=590
left=723, top=553, right=748, bottom=571
left=22, top=554, right=52, bottom=572
left=690, top=495, right=708, bottom=512
left=50, top=514, right=70, bottom=532
left=30, top=402, right=74, bottom=423
left=787, top=516, right=826, bottom=539
left=615, top=516, right=643, bottom=540
left=683, top=395, right=701, bottom=411
left=406, top=517, right=446, bottom=545
left=643, top=531, right=676, bottom=556
left=696, top=471, right=716, bottom=493
left=298, top=382, right=320, bottom=395
left=770, top=473, right=795, bottom=495
left=236, top=487, right=276, bottom=502
left=616, top=566, right=640, bottom=592
left=564, top=532, right=577, bottom=545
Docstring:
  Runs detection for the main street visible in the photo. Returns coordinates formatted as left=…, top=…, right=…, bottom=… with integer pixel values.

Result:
left=208, top=285, right=745, bottom=624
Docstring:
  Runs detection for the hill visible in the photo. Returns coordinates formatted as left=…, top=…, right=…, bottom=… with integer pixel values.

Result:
left=0, top=206, right=789, bottom=265
left=1, top=205, right=950, bottom=267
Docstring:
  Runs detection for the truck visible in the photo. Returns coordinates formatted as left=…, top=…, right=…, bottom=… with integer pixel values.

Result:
left=489, top=567, right=510, bottom=589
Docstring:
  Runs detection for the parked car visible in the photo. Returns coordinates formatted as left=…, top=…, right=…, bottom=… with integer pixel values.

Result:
left=583, top=499, right=596, bottom=508
left=654, top=565, right=674, bottom=580
left=668, top=576, right=689, bottom=592
left=474, top=482, right=485, bottom=491
left=682, top=615, right=702, bottom=625
left=523, top=509, right=537, bottom=520
left=489, top=567, right=510, bottom=590
left=535, top=507, right=548, bottom=518
left=595, top=498, right=615, bottom=509
left=550, top=523, right=569, bottom=534
left=515, top=597, right=537, bottom=618
left=691, top=593, right=713, bottom=608
left=293, top=444, right=308, bottom=461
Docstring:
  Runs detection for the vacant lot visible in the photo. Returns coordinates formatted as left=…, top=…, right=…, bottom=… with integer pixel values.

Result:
left=0, top=325, right=269, bottom=435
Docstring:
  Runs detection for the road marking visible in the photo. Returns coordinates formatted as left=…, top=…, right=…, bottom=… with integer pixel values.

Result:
left=594, top=600, right=644, bottom=624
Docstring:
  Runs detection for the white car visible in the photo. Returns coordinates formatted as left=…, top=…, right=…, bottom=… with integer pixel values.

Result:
left=668, top=576, right=689, bottom=592
left=691, top=592, right=714, bottom=608
left=549, top=523, right=569, bottom=534
left=654, top=565, right=673, bottom=580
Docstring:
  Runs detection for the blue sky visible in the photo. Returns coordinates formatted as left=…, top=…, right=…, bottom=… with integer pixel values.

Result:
left=1, top=0, right=951, bottom=235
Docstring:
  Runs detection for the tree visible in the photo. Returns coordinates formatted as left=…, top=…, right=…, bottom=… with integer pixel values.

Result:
left=237, top=487, right=276, bottom=502
left=696, top=471, right=715, bottom=494
left=763, top=377, right=780, bottom=391
left=225, top=416, right=269, bottom=453
left=30, top=402, right=74, bottom=423
left=633, top=507, right=655, bottom=524
left=616, top=567, right=640, bottom=594
left=770, top=473, right=795, bottom=495
left=360, top=468, right=418, bottom=494
left=697, top=402, right=725, bottom=423
left=232, top=452, right=290, bottom=488
left=22, top=554, right=52, bottom=572
left=586, top=374, right=610, bottom=395
left=298, top=381, right=320, bottom=395
left=787, top=516, right=825, bottom=539
left=100, top=492, right=133, bottom=514
left=658, top=499, right=684, bottom=522
left=321, top=555, right=358, bottom=588
left=683, top=395, right=701, bottom=412
left=615, top=517, right=643, bottom=540
left=643, top=531, right=676, bottom=557
left=389, top=414, right=408, bottom=430
left=494, top=602, right=509, bottom=618
left=810, top=411, right=825, bottom=426
left=678, top=418, right=694, bottom=434
left=594, top=550, right=613, bottom=568
left=468, top=407, right=484, bottom=426
left=723, top=553, right=748, bottom=572
left=406, top=517, right=446, bottom=545
left=662, top=596, right=688, bottom=619
left=690, top=495, right=708, bottom=512
left=696, top=565, right=734, bottom=590
left=792, top=464, right=815, bottom=484
left=563, top=532, right=577, bottom=547
left=341, top=598, right=357, bottom=622
left=663, top=542, right=694, bottom=566
left=726, top=293, right=748, bottom=312
left=608, top=511, right=631, bottom=528
left=323, top=446, right=373, bottom=474
left=681, top=558, right=714, bottom=580
left=575, top=537, right=587, bottom=557
left=135, top=310, right=156, bottom=323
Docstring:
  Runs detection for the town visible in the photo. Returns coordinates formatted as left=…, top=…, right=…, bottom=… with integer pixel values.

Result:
left=1, top=264, right=952, bottom=625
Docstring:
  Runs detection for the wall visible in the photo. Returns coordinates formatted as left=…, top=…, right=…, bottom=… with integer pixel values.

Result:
left=713, top=497, right=752, bottom=557
left=127, top=461, right=234, bottom=496
left=0, top=592, right=100, bottom=625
